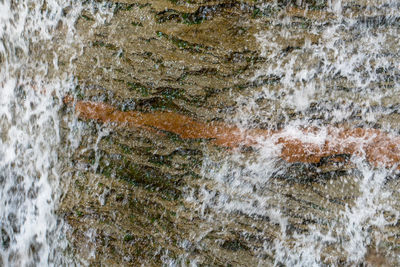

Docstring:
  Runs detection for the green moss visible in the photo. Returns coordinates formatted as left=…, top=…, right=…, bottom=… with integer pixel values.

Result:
left=115, top=193, right=124, bottom=202
left=97, top=154, right=182, bottom=200
left=221, top=239, right=249, bottom=251
left=174, top=39, right=189, bottom=49
left=102, top=166, right=113, bottom=178
left=103, top=135, right=114, bottom=145
left=92, top=41, right=118, bottom=51
left=127, top=82, right=150, bottom=96
left=134, top=95, right=183, bottom=112
left=113, top=3, right=135, bottom=14
left=252, top=7, right=261, bottom=18
left=123, top=234, right=134, bottom=242
left=74, top=180, right=84, bottom=191
left=310, top=203, right=327, bottom=211
left=165, top=131, right=184, bottom=143
left=74, top=85, right=85, bottom=100
left=150, top=217, right=158, bottom=224
left=160, top=87, right=183, bottom=100
left=138, top=3, right=151, bottom=9
left=178, top=73, right=187, bottom=82
left=120, top=143, right=134, bottom=154
left=81, top=14, right=94, bottom=21
left=304, top=0, right=327, bottom=10
left=131, top=21, right=143, bottom=27
left=149, top=154, right=171, bottom=166
left=181, top=13, right=204, bottom=25
left=156, top=31, right=164, bottom=38
left=156, top=31, right=204, bottom=53
left=75, top=210, right=84, bottom=217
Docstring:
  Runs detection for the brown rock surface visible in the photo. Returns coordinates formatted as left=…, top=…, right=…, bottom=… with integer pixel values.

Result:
left=57, top=0, right=400, bottom=265
left=67, top=97, right=400, bottom=169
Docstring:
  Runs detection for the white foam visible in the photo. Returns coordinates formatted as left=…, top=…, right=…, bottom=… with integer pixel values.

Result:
left=0, top=0, right=98, bottom=265
left=187, top=1, right=400, bottom=265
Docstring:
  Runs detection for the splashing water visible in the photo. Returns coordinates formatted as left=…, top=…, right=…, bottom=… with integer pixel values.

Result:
left=188, top=1, right=400, bottom=266
left=2, top=0, right=399, bottom=265
left=0, top=1, right=79, bottom=265
left=0, top=0, right=114, bottom=265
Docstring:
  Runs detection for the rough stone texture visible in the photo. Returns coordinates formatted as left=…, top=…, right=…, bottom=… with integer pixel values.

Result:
left=57, top=0, right=400, bottom=265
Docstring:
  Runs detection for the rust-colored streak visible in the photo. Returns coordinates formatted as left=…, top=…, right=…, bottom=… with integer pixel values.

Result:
left=65, top=97, right=400, bottom=170
left=67, top=98, right=259, bottom=147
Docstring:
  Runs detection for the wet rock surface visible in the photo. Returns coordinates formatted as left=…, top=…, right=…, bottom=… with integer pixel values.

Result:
left=58, top=0, right=400, bottom=265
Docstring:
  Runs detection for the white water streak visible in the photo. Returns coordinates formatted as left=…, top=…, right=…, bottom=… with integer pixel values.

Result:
left=189, top=1, right=400, bottom=265
left=0, top=0, right=83, bottom=265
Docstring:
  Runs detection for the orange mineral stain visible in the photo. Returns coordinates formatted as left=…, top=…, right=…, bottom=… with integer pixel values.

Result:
left=64, top=97, right=400, bottom=170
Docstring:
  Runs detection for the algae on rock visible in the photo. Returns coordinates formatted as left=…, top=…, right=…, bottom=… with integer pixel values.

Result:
left=58, top=0, right=400, bottom=265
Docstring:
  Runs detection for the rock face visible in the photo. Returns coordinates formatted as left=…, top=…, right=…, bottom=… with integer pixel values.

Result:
left=58, top=0, right=400, bottom=265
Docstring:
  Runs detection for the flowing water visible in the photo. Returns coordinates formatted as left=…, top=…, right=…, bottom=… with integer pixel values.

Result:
left=1, top=0, right=400, bottom=266
left=0, top=0, right=114, bottom=265
left=0, top=1, right=81, bottom=265
left=189, top=1, right=400, bottom=266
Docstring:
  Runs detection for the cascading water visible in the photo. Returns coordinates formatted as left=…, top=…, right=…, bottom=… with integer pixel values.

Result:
left=2, top=0, right=399, bottom=265
left=186, top=1, right=400, bottom=266
left=0, top=0, right=113, bottom=265
left=0, top=1, right=79, bottom=265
